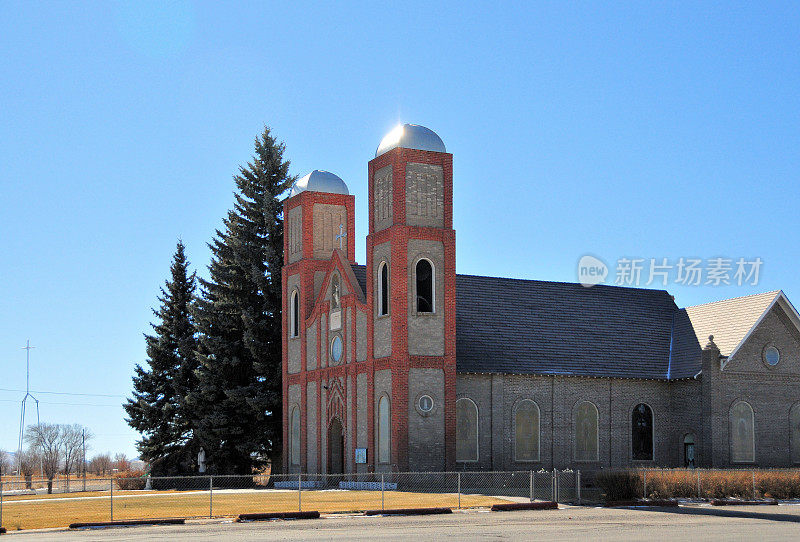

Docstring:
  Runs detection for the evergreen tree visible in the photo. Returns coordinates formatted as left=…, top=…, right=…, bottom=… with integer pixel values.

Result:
left=189, top=127, right=292, bottom=474
left=124, top=240, right=199, bottom=474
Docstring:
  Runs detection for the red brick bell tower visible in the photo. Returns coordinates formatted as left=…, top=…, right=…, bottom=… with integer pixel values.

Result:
left=366, top=124, right=457, bottom=471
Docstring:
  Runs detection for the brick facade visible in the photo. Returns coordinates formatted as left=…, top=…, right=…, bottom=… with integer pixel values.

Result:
left=281, top=129, right=800, bottom=473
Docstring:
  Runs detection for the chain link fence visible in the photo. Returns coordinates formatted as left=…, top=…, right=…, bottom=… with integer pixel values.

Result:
left=0, top=470, right=580, bottom=531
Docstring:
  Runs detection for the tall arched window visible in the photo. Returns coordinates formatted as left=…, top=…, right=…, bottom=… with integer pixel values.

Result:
left=791, top=403, right=800, bottom=464
left=377, top=396, right=391, bottom=464
left=515, top=400, right=540, bottom=462
left=456, top=398, right=479, bottom=462
left=289, top=407, right=301, bottom=467
left=631, top=403, right=654, bottom=461
left=574, top=401, right=599, bottom=461
left=415, top=259, right=434, bottom=313
left=730, top=401, right=755, bottom=463
left=290, top=290, right=299, bottom=338
left=378, top=262, right=389, bottom=316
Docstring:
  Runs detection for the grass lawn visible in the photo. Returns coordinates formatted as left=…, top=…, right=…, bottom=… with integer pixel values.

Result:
left=0, top=490, right=512, bottom=531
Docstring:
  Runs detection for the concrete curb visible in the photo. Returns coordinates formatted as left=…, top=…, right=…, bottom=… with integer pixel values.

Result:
left=364, top=507, right=452, bottom=516
left=69, top=518, right=185, bottom=529
left=490, top=502, right=558, bottom=511
left=238, top=511, right=321, bottom=521
left=605, top=500, right=679, bottom=508
left=710, top=499, right=779, bottom=506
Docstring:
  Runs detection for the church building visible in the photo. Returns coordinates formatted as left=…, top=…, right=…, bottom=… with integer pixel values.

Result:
left=282, top=124, right=800, bottom=474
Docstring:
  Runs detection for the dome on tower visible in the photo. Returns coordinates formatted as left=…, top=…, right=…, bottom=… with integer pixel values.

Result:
left=375, top=124, right=446, bottom=157
left=289, top=170, right=349, bottom=198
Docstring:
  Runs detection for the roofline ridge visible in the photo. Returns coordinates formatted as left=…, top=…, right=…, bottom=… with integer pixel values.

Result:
left=684, top=289, right=781, bottom=309
left=454, top=272, right=673, bottom=295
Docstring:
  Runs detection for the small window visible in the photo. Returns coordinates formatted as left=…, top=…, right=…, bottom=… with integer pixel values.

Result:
left=416, top=259, right=434, bottom=313
left=730, top=401, right=755, bottom=463
left=764, top=346, right=780, bottom=366
left=631, top=404, right=654, bottom=461
left=514, top=400, right=540, bottom=462
left=290, top=290, right=299, bottom=338
left=330, top=335, right=343, bottom=364
left=456, top=398, right=478, bottom=462
left=378, top=262, right=389, bottom=316
left=378, top=396, right=391, bottom=464
left=574, top=401, right=599, bottom=462
left=418, top=395, right=434, bottom=413
left=290, top=407, right=301, bottom=467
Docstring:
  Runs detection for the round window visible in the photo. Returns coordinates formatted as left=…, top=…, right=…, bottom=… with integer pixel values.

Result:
left=330, top=336, right=343, bottom=363
left=764, top=346, right=780, bottom=366
left=418, top=395, right=434, bottom=413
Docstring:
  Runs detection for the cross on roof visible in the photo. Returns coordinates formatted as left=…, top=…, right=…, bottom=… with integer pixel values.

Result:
left=336, top=223, right=347, bottom=249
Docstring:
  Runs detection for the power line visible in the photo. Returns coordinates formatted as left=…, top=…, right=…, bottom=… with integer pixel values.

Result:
left=0, top=398, right=122, bottom=407
left=0, top=388, right=125, bottom=398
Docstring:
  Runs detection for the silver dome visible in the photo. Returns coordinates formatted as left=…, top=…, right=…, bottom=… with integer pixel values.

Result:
left=289, top=170, right=349, bottom=198
left=375, top=124, right=446, bottom=157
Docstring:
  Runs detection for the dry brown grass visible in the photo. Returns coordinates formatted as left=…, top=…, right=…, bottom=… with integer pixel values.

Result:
left=0, top=490, right=511, bottom=531
left=596, top=469, right=800, bottom=501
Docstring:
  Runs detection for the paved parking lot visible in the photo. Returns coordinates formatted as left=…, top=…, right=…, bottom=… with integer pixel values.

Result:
left=6, top=503, right=800, bottom=541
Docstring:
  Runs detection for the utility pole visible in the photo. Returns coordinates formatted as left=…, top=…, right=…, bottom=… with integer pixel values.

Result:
left=17, top=340, right=42, bottom=478
left=82, top=429, right=87, bottom=491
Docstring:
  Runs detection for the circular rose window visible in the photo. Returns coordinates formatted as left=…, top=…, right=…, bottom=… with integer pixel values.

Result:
left=764, top=345, right=780, bottom=366
left=418, top=395, right=434, bottom=413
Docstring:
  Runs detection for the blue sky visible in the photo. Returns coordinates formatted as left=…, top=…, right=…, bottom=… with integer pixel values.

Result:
left=1, top=2, right=798, bottom=459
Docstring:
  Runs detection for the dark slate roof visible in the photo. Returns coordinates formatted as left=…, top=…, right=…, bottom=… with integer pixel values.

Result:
left=351, top=264, right=701, bottom=380
left=351, top=264, right=367, bottom=295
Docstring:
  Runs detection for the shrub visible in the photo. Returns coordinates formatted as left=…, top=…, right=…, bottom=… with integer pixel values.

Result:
left=115, top=470, right=147, bottom=490
left=594, top=470, right=641, bottom=501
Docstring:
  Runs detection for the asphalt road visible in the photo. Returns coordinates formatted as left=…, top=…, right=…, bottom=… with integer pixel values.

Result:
left=6, top=504, right=800, bottom=541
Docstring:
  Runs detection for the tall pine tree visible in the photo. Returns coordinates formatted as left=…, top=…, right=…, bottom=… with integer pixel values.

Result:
left=188, top=127, right=292, bottom=474
left=125, top=240, right=200, bottom=474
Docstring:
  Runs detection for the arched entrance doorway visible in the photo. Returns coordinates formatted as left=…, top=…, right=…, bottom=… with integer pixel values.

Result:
left=328, top=418, right=344, bottom=474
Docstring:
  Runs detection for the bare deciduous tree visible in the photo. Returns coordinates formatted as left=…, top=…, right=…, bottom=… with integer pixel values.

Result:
left=19, top=448, right=40, bottom=489
left=25, top=423, right=62, bottom=493
left=90, top=453, right=112, bottom=476
left=0, top=449, right=10, bottom=478
left=113, top=453, right=130, bottom=472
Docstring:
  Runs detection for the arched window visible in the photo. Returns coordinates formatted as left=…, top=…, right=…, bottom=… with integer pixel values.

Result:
left=514, top=400, right=540, bottom=462
left=289, top=407, right=301, bottom=467
left=791, top=403, right=800, bottom=464
left=290, top=290, right=299, bottom=338
left=415, top=259, right=434, bottom=313
left=377, top=395, right=391, bottom=464
left=631, top=403, right=653, bottom=461
left=456, top=398, right=479, bottom=462
left=730, top=401, right=755, bottom=463
left=574, top=401, right=599, bottom=461
left=378, top=261, right=389, bottom=316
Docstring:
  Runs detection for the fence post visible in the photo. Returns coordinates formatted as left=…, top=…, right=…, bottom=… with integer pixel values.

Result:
left=529, top=471, right=533, bottom=502
left=552, top=469, right=557, bottom=502
left=576, top=470, right=581, bottom=505
left=643, top=470, right=647, bottom=499
left=696, top=469, right=701, bottom=499
left=209, top=476, right=213, bottom=519
left=458, top=472, right=462, bottom=509
left=752, top=470, right=756, bottom=500
left=381, top=473, right=385, bottom=511
left=110, top=477, right=114, bottom=521
left=298, top=474, right=302, bottom=512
